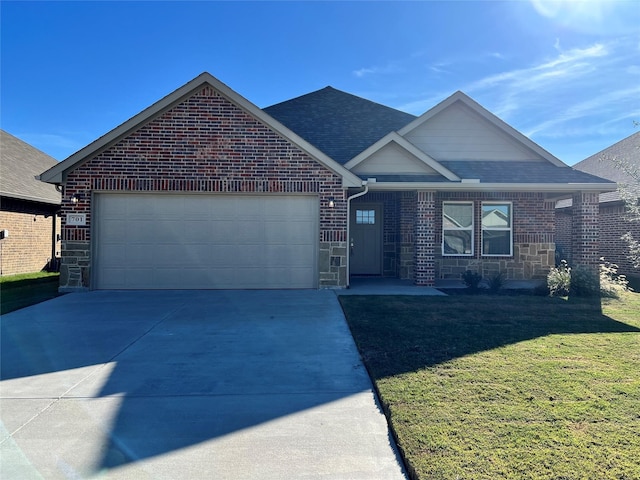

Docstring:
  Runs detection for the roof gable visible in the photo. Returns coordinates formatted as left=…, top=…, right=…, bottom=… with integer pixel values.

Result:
left=344, top=132, right=459, bottom=181
left=572, top=131, right=640, bottom=203
left=40, top=73, right=362, bottom=188
left=264, top=87, right=416, bottom=165
left=399, top=91, right=565, bottom=166
left=0, top=130, right=61, bottom=205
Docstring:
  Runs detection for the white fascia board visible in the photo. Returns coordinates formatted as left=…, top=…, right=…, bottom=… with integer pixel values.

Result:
left=397, top=91, right=566, bottom=167
left=344, top=132, right=460, bottom=181
left=40, top=72, right=361, bottom=189
left=366, top=182, right=618, bottom=193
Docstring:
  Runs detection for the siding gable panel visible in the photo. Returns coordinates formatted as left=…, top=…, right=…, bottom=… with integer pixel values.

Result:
left=351, top=142, right=440, bottom=176
left=404, top=102, right=546, bottom=162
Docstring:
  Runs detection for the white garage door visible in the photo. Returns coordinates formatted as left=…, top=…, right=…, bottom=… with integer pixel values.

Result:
left=94, top=193, right=318, bottom=289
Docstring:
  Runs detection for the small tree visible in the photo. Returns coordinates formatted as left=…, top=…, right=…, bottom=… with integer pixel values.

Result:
left=612, top=157, right=640, bottom=269
left=607, top=124, right=640, bottom=270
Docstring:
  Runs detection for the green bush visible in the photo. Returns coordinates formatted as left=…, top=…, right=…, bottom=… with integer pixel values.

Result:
left=570, top=264, right=600, bottom=297
left=547, top=258, right=629, bottom=298
left=461, top=270, right=483, bottom=292
left=599, top=258, right=629, bottom=298
left=487, top=272, right=505, bottom=293
left=547, top=260, right=571, bottom=297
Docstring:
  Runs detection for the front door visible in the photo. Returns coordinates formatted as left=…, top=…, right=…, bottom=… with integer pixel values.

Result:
left=350, top=203, right=383, bottom=275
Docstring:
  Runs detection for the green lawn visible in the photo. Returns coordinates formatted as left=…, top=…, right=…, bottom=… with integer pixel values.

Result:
left=340, top=292, right=640, bottom=480
left=0, top=272, right=62, bottom=315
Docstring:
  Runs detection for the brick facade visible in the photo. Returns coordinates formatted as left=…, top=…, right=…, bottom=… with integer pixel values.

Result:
left=435, top=192, right=555, bottom=280
left=59, top=85, right=347, bottom=290
left=356, top=191, right=555, bottom=285
left=0, top=197, right=60, bottom=275
left=353, top=191, right=555, bottom=283
left=556, top=202, right=640, bottom=278
left=415, top=191, right=436, bottom=286
left=571, top=192, right=600, bottom=270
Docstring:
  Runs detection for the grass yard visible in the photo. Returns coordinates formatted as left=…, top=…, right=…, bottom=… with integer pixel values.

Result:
left=340, top=292, right=640, bottom=480
left=0, top=272, right=62, bottom=315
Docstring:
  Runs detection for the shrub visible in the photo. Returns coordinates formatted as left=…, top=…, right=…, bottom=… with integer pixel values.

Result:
left=547, top=260, right=571, bottom=297
left=461, top=270, right=483, bottom=292
left=547, top=258, right=630, bottom=298
left=599, top=258, right=629, bottom=298
left=570, top=265, right=600, bottom=297
left=487, top=272, right=505, bottom=293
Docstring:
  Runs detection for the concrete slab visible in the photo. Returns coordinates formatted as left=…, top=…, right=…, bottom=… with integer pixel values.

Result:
left=337, top=277, right=542, bottom=296
left=1, top=290, right=407, bottom=479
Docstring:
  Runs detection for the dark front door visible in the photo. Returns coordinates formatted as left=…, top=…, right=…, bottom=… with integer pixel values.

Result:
left=350, top=203, right=383, bottom=275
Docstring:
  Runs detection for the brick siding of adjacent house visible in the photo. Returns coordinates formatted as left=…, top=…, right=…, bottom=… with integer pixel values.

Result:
left=557, top=202, right=640, bottom=278
left=60, top=85, right=347, bottom=290
left=0, top=197, right=60, bottom=275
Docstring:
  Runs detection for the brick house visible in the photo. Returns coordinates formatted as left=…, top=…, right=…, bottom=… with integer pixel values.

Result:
left=39, top=73, right=615, bottom=291
left=556, top=132, right=640, bottom=278
left=1, top=130, right=61, bottom=275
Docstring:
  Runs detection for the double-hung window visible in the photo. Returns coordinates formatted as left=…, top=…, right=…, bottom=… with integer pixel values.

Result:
left=481, top=202, right=512, bottom=256
left=442, top=202, right=473, bottom=255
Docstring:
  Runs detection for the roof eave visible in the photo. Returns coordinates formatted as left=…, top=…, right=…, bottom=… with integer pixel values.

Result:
left=1, top=191, right=61, bottom=206
left=365, top=182, right=617, bottom=192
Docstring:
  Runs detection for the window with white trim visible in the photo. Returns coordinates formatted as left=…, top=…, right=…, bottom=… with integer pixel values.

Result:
left=442, top=202, right=473, bottom=256
left=481, top=202, right=512, bottom=256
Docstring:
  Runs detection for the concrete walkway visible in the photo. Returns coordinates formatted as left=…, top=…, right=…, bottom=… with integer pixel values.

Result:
left=337, top=277, right=446, bottom=296
left=1, top=290, right=407, bottom=479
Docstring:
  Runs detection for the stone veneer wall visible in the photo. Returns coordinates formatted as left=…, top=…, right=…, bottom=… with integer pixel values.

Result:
left=59, top=85, right=347, bottom=290
left=435, top=192, right=556, bottom=280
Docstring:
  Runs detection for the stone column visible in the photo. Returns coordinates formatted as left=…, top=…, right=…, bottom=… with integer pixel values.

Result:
left=414, top=190, right=435, bottom=286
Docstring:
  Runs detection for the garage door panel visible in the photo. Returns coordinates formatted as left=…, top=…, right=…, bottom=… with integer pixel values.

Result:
left=125, top=245, right=155, bottom=265
left=95, top=194, right=318, bottom=289
left=100, top=219, right=127, bottom=242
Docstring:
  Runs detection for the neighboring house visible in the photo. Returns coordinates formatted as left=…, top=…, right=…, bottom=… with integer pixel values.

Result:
left=1, top=130, right=61, bottom=275
left=556, top=132, right=640, bottom=278
left=39, top=72, right=615, bottom=291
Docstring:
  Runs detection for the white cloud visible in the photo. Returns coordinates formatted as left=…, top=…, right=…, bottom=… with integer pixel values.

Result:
left=458, top=39, right=640, bottom=139
left=352, top=61, right=403, bottom=78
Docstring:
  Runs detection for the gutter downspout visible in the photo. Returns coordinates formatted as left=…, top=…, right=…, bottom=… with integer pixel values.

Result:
left=345, top=181, right=369, bottom=288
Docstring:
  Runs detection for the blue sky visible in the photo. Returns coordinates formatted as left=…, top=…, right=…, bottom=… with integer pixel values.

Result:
left=1, top=1, right=639, bottom=165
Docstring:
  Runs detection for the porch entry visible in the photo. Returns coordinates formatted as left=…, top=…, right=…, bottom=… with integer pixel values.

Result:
left=350, top=203, right=383, bottom=275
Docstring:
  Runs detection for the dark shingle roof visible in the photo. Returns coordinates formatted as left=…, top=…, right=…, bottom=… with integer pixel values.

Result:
left=0, top=130, right=61, bottom=205
left=572, top=132, right=640, bottom=203
left=264, top=87, right=416, bottom=165
left=439, top=161, right=616, bottom=185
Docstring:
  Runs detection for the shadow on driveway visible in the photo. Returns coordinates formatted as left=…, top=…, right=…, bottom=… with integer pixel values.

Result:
left=1, top=290, right=407, bottom=479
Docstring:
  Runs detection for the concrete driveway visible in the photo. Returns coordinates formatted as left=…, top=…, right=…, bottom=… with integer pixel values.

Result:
left=1, top=290, right=407, bottom=479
